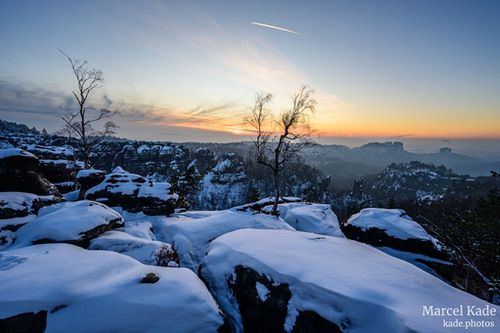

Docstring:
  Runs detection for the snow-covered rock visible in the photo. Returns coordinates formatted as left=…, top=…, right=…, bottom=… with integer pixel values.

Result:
left=76, top=169, right=106, bottom=199
left=0, top=148, right=59, bottom=195
left=200, top=229, right=498, bottom=333
left=89, top=230, right=178, bottom=267
left=262, top=203, right=344, bottom=237
left=158, top=209, right=294, bottom=270
left=12, top=201, right=123, bottom=248
left=85, top=167, right=178, bottom=215
left=238, top=196, right=302, bottom=212
left=0, top=192, right=61, bottom=219
left=343, top=208, right=445, bottom=258
left=0, top=243, right=225, bottom=332
left=20, top=144, right=74, bottom=160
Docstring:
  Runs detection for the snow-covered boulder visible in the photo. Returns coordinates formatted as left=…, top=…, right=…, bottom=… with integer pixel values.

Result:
left=85, top=167, right=178, bottom=216
left=89, top=230, right=178, bottom=267
left=0, top=148, right=59, bottom=195
left=76, top=169, right=106, bottom=199
left=344, top=208, right=445, bottom=258
left=200, top=229, right=498, bottom=333
left=12, top=201, right=123, bottom=248
left=0, top=243, right=226, bottom=332
left=262, top=203, right=344, bottom=237
left=0, top=192, right=61, bottom=220
left=159, top=209, right=294, bottom=270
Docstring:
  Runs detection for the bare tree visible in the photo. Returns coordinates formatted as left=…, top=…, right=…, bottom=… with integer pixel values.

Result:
left=246, top=86, right=316, bottom=215
left=59, top=50, right=118, bottom=168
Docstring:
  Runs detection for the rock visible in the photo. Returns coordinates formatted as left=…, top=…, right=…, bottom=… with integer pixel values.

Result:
left=21, top=144, right=83, bottom=193
left=262, top=202, right=344, bottom=237
left=85, top=167, right=178, bottom=216
left=12, top=200, right=123, bottom=248
left=140, top=272, right=160, bottom=284
left=0, top=310, right=47, bottom=333
left=200, top=229, right=496, bottom=333
left=343, top=208, right=446, bottom=259
left=0, top=244, right=226, bottom=332
left=89, top=230, right=178, bottom=267
left=0, top=148, right=59, bottom=195
left=76, top=169, right=106, bottom=199
left=0, top=192, right=62, bottom=220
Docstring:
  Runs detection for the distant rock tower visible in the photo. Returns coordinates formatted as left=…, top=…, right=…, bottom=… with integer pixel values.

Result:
left=439, top=147, right=452, bottom=154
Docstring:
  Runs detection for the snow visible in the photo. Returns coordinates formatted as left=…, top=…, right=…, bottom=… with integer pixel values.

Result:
left=63, top=190, right=80, bottom=201
left=89, top=230, right=176, bottom=266
left=255, top=281, right=270, bottom=301
left=0, top=147, right=36, bottom=159
left=347, top=208, right=431, bottom=240
left=157, top=209, right=295, bottom=270
left=262, top=203, right=344, bottom=237
left=0, top=243, right=224, bottom=332
left=76, top=169, right=106, bottom=179
left=201, top=229, right=498, bottom=333
left=12, top=201, right=123, bottom=248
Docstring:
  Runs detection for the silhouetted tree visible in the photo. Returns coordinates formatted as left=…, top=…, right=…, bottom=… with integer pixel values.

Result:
left=59, top=50, right=118, bottom=168
left=246, top=86, right=316, bottom=215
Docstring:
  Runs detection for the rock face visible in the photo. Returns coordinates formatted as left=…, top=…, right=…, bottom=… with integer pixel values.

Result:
left=0, top=148, right=59, bottom=196
left=21, top=144, right=82, bottom=194
left=200, top=229, right=496, bottom=333
left=85, top=167, right=178, bottom=216
left=343, top=208, right=446, bottom=259
left=0, top=243, right=226, bottom=332
left=12, top=200, right=124, bottom=248
left=226, top=265, right=341, bottom=333
left=0, top=310, right=47, bottom=333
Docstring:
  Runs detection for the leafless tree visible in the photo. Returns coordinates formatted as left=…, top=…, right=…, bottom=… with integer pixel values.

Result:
left=59, top=50, right=118, bottom=168
left=246, top=86, right=316, bottom=215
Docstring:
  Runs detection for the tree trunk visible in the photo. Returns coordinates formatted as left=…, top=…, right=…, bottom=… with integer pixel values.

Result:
left=271, top=171, right=280, bottom=216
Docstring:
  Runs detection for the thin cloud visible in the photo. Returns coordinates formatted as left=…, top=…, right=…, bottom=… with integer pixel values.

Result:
left=250, top=22, right=304, bottom=36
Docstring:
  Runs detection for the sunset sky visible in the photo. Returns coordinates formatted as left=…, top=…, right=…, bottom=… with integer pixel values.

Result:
left=1, top=0, right=499, bottom=147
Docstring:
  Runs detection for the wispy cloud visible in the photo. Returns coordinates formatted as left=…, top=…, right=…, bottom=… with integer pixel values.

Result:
left=250, top=22, right=304, bottom=36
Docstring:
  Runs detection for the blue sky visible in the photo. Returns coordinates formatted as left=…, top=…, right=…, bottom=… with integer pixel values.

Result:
left=1, top=0, right=499, bottom=150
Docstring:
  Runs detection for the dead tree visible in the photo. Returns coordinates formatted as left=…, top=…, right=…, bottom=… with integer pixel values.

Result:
left=246, top=86, right=316, bottom=215
left=59, top=50, right=118, bottom=168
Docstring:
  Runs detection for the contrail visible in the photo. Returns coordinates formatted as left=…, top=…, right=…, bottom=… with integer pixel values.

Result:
left=250, top=22, right=304, bottom=36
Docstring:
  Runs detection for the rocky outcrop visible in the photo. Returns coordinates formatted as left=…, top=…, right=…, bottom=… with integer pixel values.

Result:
left=226, top=265, right=341, bottom=333
left=200, top=229, right=493, bottom=333
left=0, top=148, right=59, bottom=196
left=85, top=167, right=178, bottom=215
left=21, top=144, right=82, bottom=193
left=0, top=244, right=226, bottom=332
left=0, top=192, right=62, bottom=219
left=343, top=208, right=447, bottom=259
left=13, top=200, right=124, bottom=248
left=76, top=169, right=106, bottom=199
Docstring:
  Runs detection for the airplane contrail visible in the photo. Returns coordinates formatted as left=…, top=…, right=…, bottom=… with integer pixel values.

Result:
left=250, top=22, right=304, bottom=36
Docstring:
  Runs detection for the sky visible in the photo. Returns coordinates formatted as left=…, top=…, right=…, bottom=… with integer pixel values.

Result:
left=0, top=0, right=499, bottom=154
